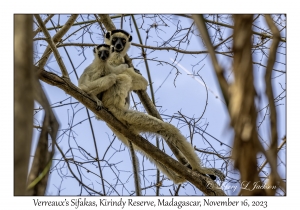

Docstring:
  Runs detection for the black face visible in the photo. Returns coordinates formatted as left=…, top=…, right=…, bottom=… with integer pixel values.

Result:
left=98, top=49, right=110, bottom=61
left=111, top=37, right=126, bottom=52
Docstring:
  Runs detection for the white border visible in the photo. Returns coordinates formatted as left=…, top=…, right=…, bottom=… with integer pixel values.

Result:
left=4, top=1, right=297, bottom=208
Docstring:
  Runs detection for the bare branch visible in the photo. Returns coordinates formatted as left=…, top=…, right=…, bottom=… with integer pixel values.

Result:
left=192, top=14, right=229, bottom=106
left=34, top=15, right=69, bottom=79
left=37, top=14, right=78, bottom=69
left=263, top=14, right=281, bottom=195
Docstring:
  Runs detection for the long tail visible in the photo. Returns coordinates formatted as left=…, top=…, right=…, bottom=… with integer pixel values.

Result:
left=110, top=108, right=203, bottom=173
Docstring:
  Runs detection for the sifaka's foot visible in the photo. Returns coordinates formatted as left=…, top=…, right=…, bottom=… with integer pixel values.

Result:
left=185, top=163, right=225, bottom=181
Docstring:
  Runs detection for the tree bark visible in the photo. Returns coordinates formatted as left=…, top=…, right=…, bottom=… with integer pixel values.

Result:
left=14, top=14, right=34, bottom=195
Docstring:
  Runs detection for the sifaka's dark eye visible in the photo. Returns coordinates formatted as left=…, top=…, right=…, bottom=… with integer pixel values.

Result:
left=122, top=38, right=126, bottom=43
left=112, top=38, right=117, bottom=42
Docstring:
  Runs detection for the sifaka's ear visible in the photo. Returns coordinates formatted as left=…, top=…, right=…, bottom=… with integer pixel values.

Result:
left=105, top=31, right=111, bottom=40
left=128, top=35, right=132, bottom=42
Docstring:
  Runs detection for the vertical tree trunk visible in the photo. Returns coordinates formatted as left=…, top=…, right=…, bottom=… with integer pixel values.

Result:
left=14, top=14, right=33, bottom=195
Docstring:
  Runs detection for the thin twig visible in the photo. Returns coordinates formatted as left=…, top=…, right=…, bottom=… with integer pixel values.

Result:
left=33, top=14, right=55, bottom=37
